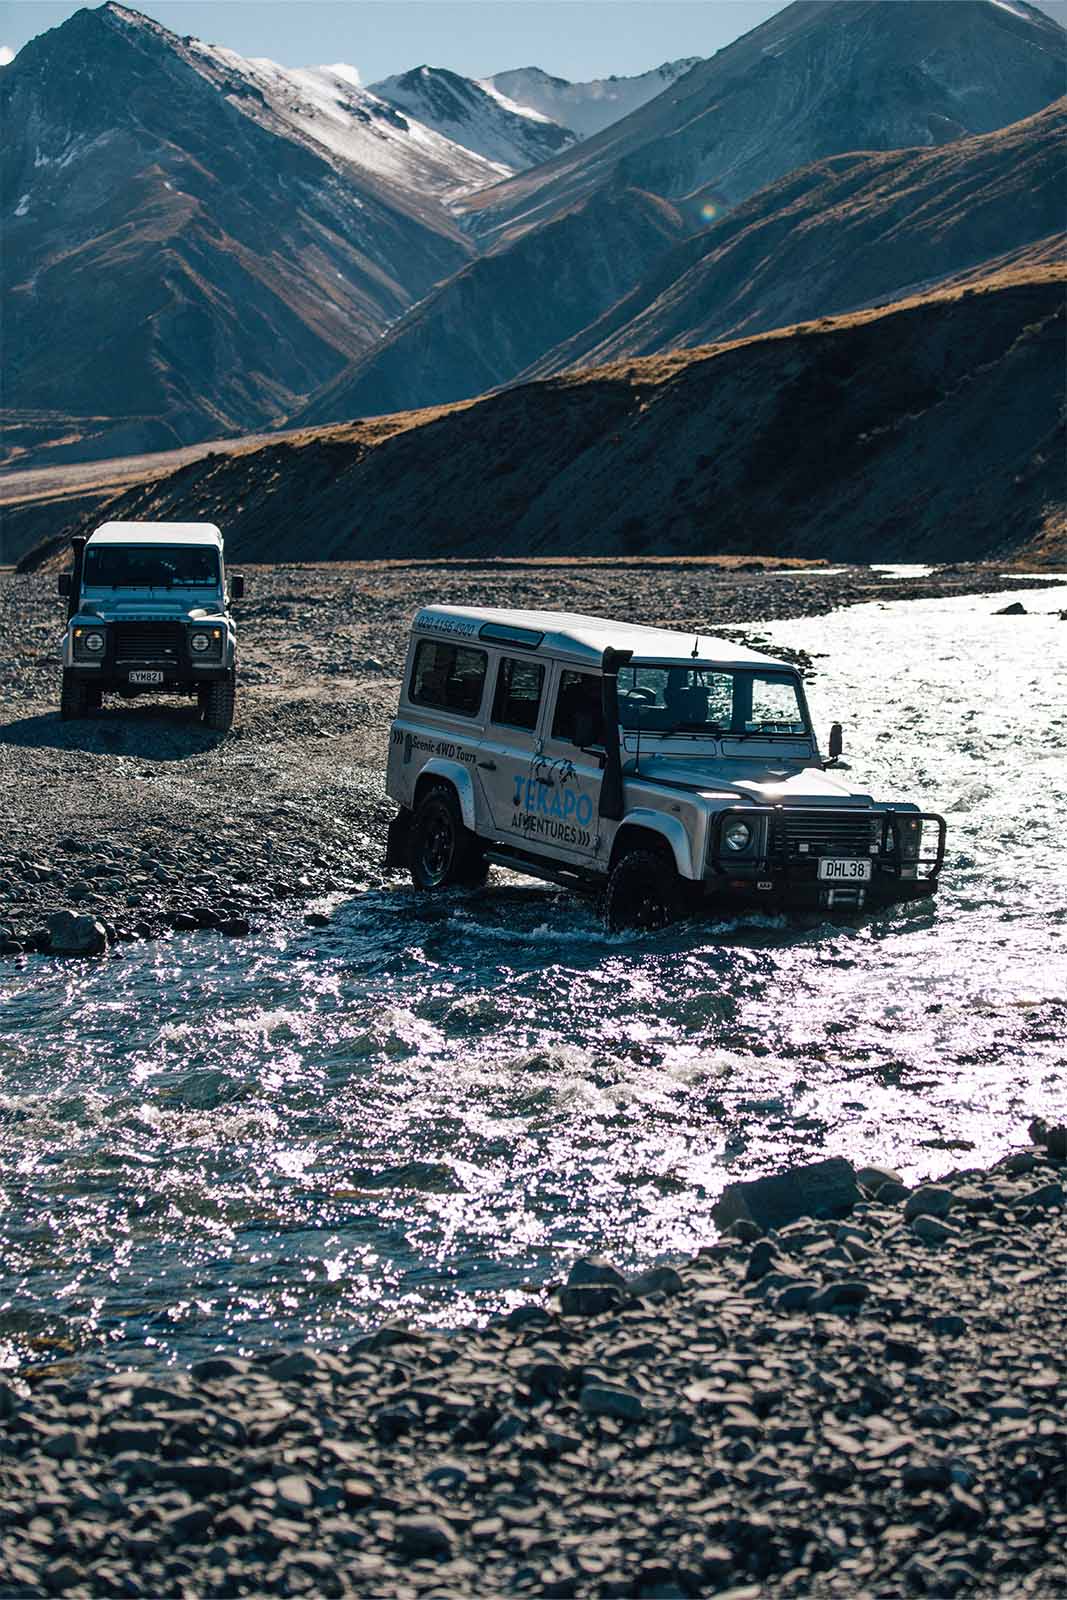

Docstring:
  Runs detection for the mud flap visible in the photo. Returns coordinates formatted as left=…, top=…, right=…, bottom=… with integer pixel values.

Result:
left=385, top=809, right=412, bottom=870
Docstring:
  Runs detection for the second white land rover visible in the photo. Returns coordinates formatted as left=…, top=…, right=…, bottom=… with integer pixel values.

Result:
left=385, top=607, right=946, bottom=930
left=57, top=521, right=243, bottom=731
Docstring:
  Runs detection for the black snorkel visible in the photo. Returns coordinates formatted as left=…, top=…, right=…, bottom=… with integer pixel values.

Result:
left=67, top=535, right=86, bottom=620
left=599, top=646, right=632, bottom=822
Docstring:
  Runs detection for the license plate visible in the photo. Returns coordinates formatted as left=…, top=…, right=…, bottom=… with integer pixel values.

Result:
left=128, top=670, right=164, bottom=685
left=818, top=858, right=872, bottom=882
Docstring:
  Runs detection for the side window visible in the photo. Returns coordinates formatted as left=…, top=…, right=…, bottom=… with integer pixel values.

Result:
left=551, top=670, right=604, bottom=747
left=491, top=656, right=545, bottom=731
left=409, top=639, right=487, bottom=717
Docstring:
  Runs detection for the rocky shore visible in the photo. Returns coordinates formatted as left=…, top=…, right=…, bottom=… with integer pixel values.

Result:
left=1, top=1124, right=1063, bottom=1599
left=1, top=558, right=1061, bottom=957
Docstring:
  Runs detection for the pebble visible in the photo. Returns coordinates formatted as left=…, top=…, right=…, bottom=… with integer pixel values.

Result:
left=904, top=1184, right=954, bottom=1220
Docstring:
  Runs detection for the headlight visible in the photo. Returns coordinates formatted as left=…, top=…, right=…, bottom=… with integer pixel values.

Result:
left=189, top=628, right=223, bottom=658
left=72, top=627, right=105, bottom=659
left=724, top=820, right=752, bottom=852
left=898, top=816, right=922, bottom=861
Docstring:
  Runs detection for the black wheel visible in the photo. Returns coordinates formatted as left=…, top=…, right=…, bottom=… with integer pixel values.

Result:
left=202, top=673, right=235, bottom=732
left=409, top=786, right=487, bottom=890
left=60, top=671, right=90, bottom=720
left=604, top=848, right=681, bottom=931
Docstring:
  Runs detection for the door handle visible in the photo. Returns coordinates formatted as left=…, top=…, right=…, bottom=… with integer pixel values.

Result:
left=477, top=760, right=497, bottom=771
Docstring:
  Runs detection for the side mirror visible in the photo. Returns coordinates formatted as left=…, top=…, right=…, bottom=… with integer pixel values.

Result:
left=57, top=573, right=71, bottom=597
left=828, top=722, right=843, bottom=760
left=230, top=574, right=245, bottom=599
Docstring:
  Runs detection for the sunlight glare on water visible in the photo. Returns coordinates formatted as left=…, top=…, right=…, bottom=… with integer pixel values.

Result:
left=1, top=585, right=1065, bottom=1371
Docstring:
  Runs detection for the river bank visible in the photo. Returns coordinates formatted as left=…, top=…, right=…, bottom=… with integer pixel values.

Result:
left=0, top=559, right=1061, bottom=956
left=1, top=1126, right=1063, bottom=1599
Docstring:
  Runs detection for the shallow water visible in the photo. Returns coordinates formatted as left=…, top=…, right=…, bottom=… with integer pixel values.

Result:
left=2, top=585, right=1065, bottom=1373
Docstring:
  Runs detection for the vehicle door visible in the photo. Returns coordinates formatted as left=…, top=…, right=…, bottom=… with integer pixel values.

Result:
left=475, top=651, right=551, bottom=846
left=529, top=662, right=604, bottom=865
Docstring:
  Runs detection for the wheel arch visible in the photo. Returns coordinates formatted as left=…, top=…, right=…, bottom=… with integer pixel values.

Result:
left=414, top=759, right=478, bottom=831
left=610, top=812, right=697, bottom=880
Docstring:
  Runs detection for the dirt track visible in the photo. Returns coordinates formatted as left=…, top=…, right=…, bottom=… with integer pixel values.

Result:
left=0, top=559, right=1059, bottom=956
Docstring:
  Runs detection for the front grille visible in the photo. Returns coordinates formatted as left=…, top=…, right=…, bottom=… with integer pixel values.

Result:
left=778, top=810, right=872, bottom=858
left=112, top=622, right=186, bottom=664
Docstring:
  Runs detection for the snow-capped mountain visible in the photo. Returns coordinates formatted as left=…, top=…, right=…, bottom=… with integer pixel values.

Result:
left=486, top=60, right=702, bottom=139
left=1, top=2, right=475, bottom=466
left=304, top=0, right=1066, bottom=428
left=370, top=65, right=576, bottom=172
left=179, top=45, right=512, bottom=201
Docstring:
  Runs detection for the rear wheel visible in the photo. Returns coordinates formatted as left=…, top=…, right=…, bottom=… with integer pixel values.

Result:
left=201, top=673, right=235, bottom=732
left=604, top=848, right=681, bottom=931
left=60, top=671, right=90, bottom=721
left=409, top=786, right=487, bottom=890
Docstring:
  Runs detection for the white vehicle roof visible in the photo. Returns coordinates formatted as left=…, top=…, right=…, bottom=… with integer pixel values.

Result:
left=88, top=521, right=223, bottom=549
left=414, top=606, right=788, bottom=671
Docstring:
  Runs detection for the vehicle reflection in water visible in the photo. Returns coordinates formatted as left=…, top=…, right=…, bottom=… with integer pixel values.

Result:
left=1, top=586, right=1065, bottom=1372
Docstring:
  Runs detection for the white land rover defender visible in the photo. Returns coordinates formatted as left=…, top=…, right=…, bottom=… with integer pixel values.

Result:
left=385, top=607, right=946, bottom=930
left=57, top=521, right=244, bottom=731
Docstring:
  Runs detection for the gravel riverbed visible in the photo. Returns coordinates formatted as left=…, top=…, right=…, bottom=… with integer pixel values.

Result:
left=0, top=559, right=1057, bottom=956
left=1, top=1128, right=1063, bottom=1600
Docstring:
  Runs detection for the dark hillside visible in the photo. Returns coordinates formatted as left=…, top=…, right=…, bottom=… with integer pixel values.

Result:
left=18, top=270, right=1064, bottom=570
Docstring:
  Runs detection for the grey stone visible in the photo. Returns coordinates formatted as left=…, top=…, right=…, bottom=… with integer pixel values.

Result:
left=806, top=1279, right=870, bottom=1313
left=904, top=1185, right=953, bottom=1221
left=579, top=1384, right=645, bottom=1422
left=393, top=1513, right=455, bottom=1559
left=625, top=1264, right=684, bottom=1298
left=911, top=1214, right=955, bottom=1243
left=1029, top=1119, right=1067, bottom=1160
left=775, top=1279, right=819, bottom=1311
left=566, top=1256, right=627, bottom=1289
left=712, top=1157, right=860, bottom=1232
left=856, top=1164, right=903, bottom=1192
left=559, top=1285, right=624, bottom=1317
left=1019, top=1182, right=1064, bottom=1209
left=274, top=1475, right=314, bottom=1512
left=47, top=910, right=107, bottom=956
left=191, top=1356, right=251, bottom=1381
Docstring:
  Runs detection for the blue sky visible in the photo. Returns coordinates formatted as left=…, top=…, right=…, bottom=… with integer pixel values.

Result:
left=0, top=2, right=865, bottom=80
left=3, top=1, right=1064, bottom=81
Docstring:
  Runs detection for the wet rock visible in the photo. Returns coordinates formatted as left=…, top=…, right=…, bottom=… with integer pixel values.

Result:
left=712, top=1156, right=860, bottom=1231
left=995, top=601, right=1027, bottom=614
left=560, top=1257, right=627, bottom=1316
left=775, top=1279, right=819, bottom=1311
left=856, top=1164, right=903, bottom=1193
left=46, top=910, right=107, bottom=956
left=219, top=916, right=251, bottom=937
left=304, top=911, right=330, bottom=928
left=1029, top=1118, right=1067, bottom=1159
left=1018, top=1181, right=1064, bottom=1209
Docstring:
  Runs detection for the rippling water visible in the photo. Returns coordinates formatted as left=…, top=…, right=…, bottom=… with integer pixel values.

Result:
left=2, top=585, right=1065, bottom=1373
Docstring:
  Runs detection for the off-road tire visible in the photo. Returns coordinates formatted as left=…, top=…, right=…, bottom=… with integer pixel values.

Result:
left=603, top=848, right=681, bottom=932
left=60, top=671, right=91, bottom=721
left=409, top=786, right=488, bottom=890
left=202, top=673, right=235, bottom=733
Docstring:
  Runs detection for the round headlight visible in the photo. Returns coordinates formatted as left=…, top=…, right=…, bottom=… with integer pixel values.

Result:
left=84, top=631, right=105, bottom=653
left=724, top=820, right=752, bottom=852
left=190, top=632, right=210, bottom=653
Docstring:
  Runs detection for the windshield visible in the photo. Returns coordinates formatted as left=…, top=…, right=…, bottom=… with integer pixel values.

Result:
left=618, top=664, right=808, bottom=737
left=83, top=545, right=221, bottom=589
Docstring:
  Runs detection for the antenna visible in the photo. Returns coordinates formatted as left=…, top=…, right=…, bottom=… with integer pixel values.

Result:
left=691, top=635, right=699, bottom=659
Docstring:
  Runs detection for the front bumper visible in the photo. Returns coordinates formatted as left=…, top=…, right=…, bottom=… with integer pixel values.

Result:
left=705, top=806, right=946, bottom=909
left=66, top=622, right=233, bottom=689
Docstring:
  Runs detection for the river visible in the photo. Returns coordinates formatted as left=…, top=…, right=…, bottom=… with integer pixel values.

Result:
left=2, top=583, right=1064, bottom=1374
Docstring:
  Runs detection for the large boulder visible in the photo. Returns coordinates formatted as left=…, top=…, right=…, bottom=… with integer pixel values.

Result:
left=47, top=910, right=107, bottom=956
left=712, top=1157, right=860, bottom=1233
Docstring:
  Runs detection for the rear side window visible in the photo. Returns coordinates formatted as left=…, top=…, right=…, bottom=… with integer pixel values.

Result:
left=492, top=656, right=544, bottom=731
left=409, top=639, right=487, bottom=717
left=551, top=670, right=604, bottom=747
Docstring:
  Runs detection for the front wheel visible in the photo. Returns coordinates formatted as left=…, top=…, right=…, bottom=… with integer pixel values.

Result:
left=201, top=673, right=235, bottom=732
left=409, top=787, right=487, bottom=890
left=603, top=848, right=681, bottom=931
left=60, top=671, right=90, bottom=721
